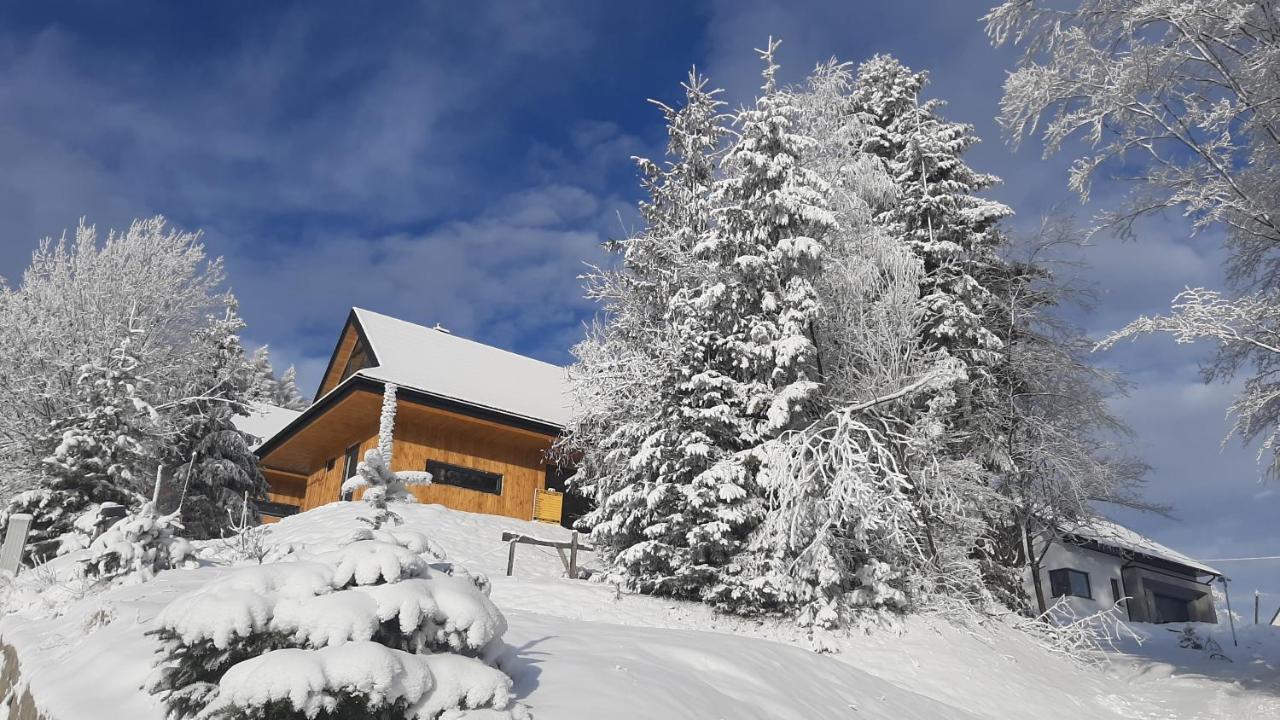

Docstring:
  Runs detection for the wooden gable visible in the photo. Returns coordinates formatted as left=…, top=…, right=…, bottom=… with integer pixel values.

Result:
left=315, top=311, right=378, bottom=399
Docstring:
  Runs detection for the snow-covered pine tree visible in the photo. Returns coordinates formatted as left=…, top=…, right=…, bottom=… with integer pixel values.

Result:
left=273, top=366, right=307, bottom=410
left=167, top=307, right=270, bottom=540
left=575, top=41, right=838, bottom=612
left=850, top=55, right=1011, bottom=375
left=247, top=345, right=308, bottom=410
left=683, top=39, right=837, bottom=610
left=560, top=69, right=730, bottom=599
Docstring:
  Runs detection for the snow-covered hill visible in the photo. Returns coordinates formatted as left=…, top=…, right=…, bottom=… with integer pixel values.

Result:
left=1, top=502, right=1276, bottom=719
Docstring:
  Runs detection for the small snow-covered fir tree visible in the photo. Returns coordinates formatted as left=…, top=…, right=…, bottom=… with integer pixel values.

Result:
left=248, top=345, right=309, bottom=411
left=342, top=384, right=433, bottom=529
left=147, top=514, right=523, bottom=718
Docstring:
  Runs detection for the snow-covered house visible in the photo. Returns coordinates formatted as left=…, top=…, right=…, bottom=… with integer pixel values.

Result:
left=1030, top=519, right=1222, bottom=624
left=254, top=308, right=580, bottom=525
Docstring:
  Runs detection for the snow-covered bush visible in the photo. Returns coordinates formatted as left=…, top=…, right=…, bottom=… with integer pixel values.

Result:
left=146, top=531, right=526, bottom=719
left=82, top=502, right=197, bottom=581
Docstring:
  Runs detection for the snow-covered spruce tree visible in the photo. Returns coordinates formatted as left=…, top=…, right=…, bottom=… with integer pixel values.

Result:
left=342, top=383, right=433, bottom=530
left=167, top=307, right=269, bottom=540
left=248, top=345, right=309, bottom=411
left=147, top=389, right=519, bottom=719
left=146, top=533, right=523, bottom=719
left=561, top=68, right=731, bottom=599
left=676, top=40, right=841, bottom=613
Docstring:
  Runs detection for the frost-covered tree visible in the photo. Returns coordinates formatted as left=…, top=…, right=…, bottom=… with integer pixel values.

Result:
left=850, top=55, right=1011, bottom=382
left=147, top=529, right=524, bottom=719
left=987, top=218, right=1153, bottom=613
left=744, top=60, right=1003, bottom=626
left=0, top=217, right=270, bottom=552
left=987, top=0, right=1280, bottom=476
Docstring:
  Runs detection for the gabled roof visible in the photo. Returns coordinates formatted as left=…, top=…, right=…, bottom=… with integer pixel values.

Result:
left=1063, top=518, right=1221, bottom=577
left=233, top=402, right=303, bottom=449
left=326, top=307, right=573, bottom=430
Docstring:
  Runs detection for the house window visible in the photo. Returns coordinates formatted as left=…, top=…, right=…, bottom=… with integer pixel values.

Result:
left=342, top=444, right=361, bottom=482
left=427, top=460, right=502, bottom=495
left=259, top=500, right=301, bottom=518
left=1111, top=578, right=1124, bottom=605
left=341, top=339, right=371, bottom=382
left=1049, top=568, right=1092, bottom=599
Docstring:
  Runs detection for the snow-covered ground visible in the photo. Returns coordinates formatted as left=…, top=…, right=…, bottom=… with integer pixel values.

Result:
left=1, top=501, right=1277, bottom=719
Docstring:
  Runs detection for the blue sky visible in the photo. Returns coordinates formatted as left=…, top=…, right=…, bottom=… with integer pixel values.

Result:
left=1, top=1, right=1275, bottom=611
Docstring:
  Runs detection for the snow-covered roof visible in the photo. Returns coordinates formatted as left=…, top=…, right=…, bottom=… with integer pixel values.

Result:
left=349, top=307, right=573, bottom=429
left=234, top=402, right=304, bottom=449
left=1063, top=518, right=1221, bottom=577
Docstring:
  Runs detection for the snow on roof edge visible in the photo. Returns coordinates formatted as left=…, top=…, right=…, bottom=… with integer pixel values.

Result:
left=1064, top=518, right=1221, bottom=577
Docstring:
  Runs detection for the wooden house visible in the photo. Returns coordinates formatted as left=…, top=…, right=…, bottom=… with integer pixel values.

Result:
left=252, top=308, right=583, bottom=526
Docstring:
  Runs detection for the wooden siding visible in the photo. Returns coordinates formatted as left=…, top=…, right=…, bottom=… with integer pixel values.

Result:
left=264, top=388, right=557, bottom=522
left=316, top=320, right=361, bottom=398
left=262, top=468, right=307, bottom=524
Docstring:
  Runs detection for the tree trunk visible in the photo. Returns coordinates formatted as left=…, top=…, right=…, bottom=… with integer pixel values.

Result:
left=1021, top=521, right=1047, bottom=615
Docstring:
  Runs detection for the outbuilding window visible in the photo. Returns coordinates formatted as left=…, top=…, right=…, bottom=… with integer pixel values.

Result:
left=1049, top=568, right=1092, bottom=599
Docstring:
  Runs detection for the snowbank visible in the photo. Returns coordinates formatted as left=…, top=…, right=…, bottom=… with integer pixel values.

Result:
left=1, top=501, right=1276, bottom=720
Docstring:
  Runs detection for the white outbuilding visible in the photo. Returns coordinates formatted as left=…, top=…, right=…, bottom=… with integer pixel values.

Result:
left=1028, top=519, right=1222, bottom=624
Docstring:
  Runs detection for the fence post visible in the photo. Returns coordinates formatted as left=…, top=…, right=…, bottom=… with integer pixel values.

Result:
left=568, top=531, right=579, bottom=579
left=0, top=514, right=33, bottom=574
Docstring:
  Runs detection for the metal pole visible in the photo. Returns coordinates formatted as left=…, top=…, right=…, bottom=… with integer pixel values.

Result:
left=1256, top=591, right=1261, bottom=625
left=1221, top=576, right=1238, bottom=646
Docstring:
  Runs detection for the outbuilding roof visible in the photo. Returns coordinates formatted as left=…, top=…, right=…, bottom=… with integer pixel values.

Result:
left=233, top=402, right=303, bottom=449
left=1063, top=518, right=1221, bottom=577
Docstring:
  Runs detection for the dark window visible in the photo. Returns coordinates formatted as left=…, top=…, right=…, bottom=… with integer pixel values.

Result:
left=1049, top=568, right=1092, bottom=599
left=427, top=460, right=502, bottom=495
left=342, top=444, right=361, bottom=483
left=341, top=339, right=371, bottom=382
left=259, top=501, right=300, bottom=518
left=1111, top=578, right=1124, bottom=605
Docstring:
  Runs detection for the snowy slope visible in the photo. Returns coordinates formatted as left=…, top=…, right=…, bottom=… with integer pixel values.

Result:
left=2, top=501, right=1277, bottom=720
